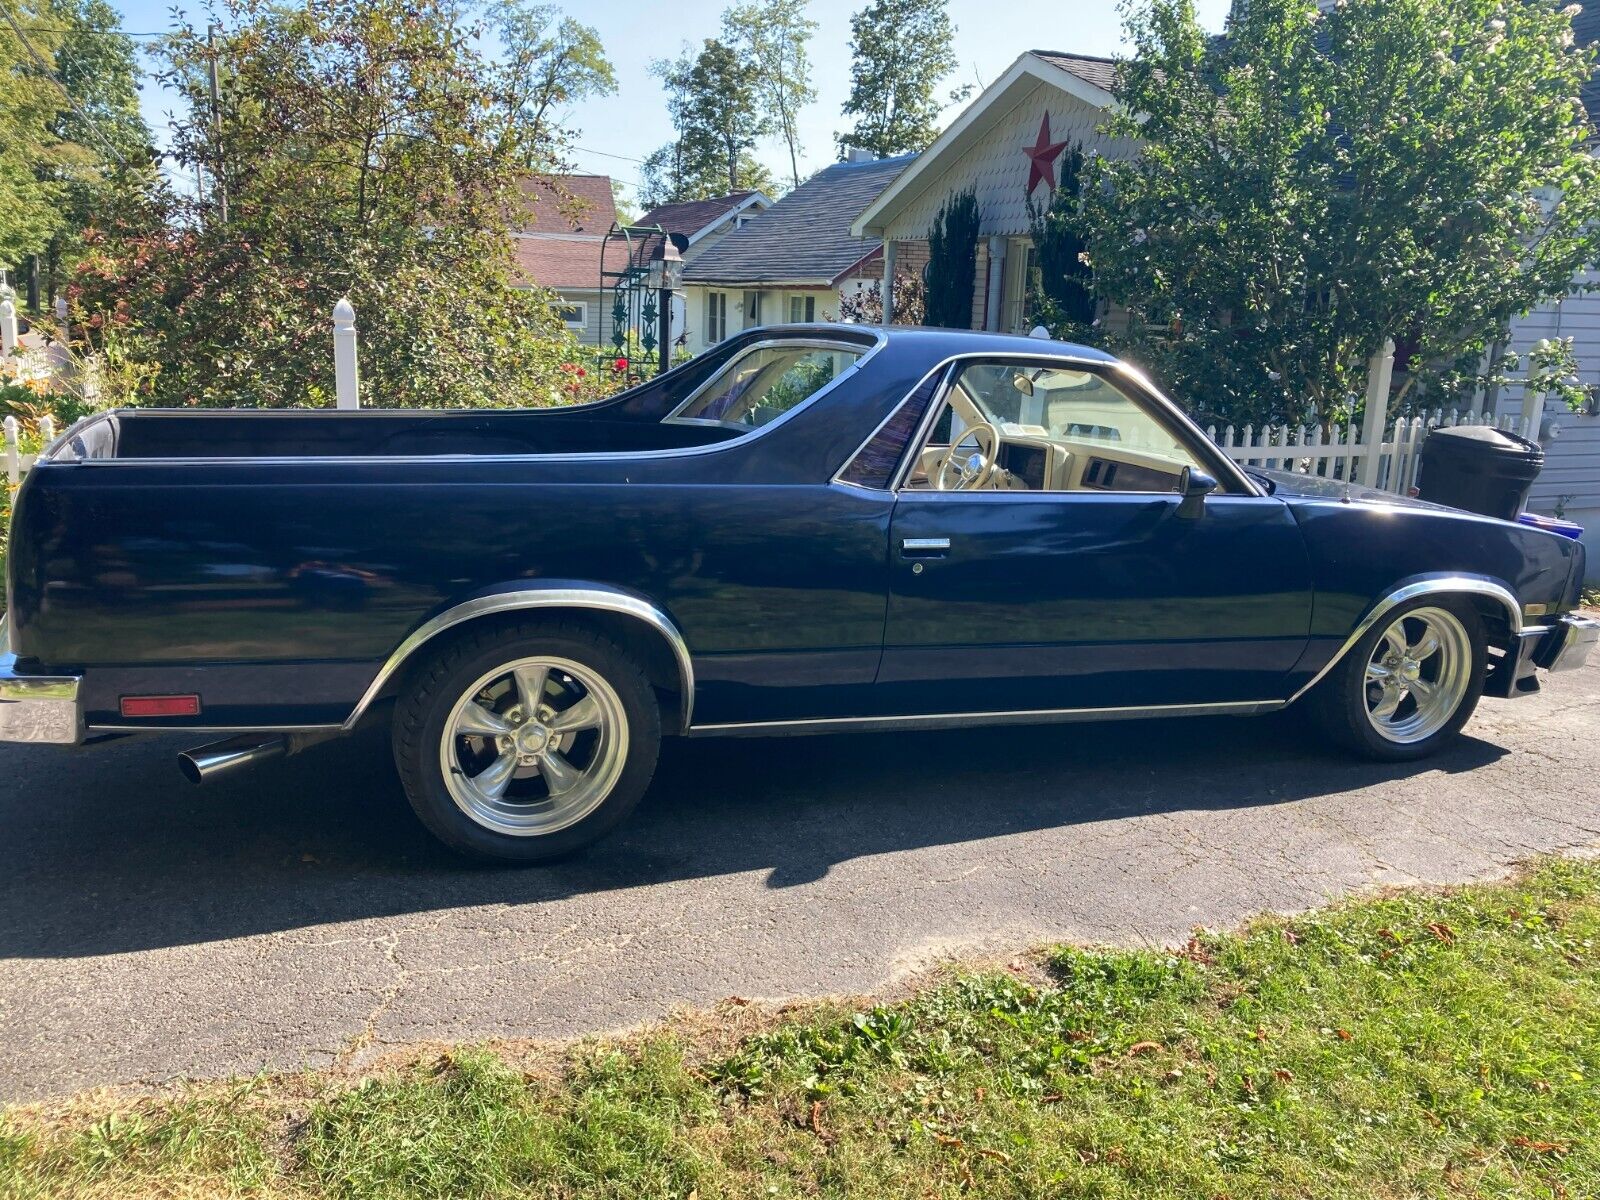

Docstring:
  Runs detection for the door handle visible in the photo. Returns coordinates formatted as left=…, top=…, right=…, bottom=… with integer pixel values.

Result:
left=900, top=537, right=951, bottom=558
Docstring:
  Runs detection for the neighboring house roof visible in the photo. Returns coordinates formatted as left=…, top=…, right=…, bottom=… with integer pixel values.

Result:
left=514, top=174, right=618, bottom=234
left=686, top=155, right=914, bottom=286
left=1030, top=51, right=1118, bottom=94
left=852, top=50, right=1120, bottom=238
left=511, top=234, right=605, bottom=291
left=638, top=192, right=772, bottom=245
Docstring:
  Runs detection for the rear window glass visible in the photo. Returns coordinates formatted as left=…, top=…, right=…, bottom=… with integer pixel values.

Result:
left=668, top=344, right=862, bottom=429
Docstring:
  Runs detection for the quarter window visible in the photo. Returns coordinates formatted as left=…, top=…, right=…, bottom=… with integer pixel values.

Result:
left=669, top=343, right=861, bottom=429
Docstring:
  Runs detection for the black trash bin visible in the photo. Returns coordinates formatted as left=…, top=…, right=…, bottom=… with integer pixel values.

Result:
left=1415, top=425, right=1544, bottom=521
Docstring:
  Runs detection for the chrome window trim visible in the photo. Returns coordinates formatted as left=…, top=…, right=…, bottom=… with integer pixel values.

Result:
left=689, top=698, right=1285, bottom=737
left=343, top=586, right=696, bottom=733
left=65, top=330, right=889, bottom=472
left=1285, top=575, right=1522, bottom=705
left=661, top=335, right=879, bottom=428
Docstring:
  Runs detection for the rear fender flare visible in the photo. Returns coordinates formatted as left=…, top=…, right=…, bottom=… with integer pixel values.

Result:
left=345, top=582, right=694, bottom=732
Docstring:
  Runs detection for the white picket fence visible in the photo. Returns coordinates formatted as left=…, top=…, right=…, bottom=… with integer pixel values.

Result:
left=3, top=415, right=56, bottom=487
left=1208, top=407, right=1535, bottom=496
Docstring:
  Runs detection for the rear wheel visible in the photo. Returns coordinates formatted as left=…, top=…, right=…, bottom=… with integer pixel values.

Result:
left=393, top=621, right=660, bottom=863
left=1307, top=599, right=1486, bottom=761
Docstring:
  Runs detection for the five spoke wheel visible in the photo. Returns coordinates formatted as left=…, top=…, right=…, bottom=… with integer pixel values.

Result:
left=1361, top=606, right=1473, bottom=744
left=440, top=655, right=629, bottom=837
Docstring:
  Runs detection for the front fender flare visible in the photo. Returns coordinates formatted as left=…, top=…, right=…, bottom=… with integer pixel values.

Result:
left=1288, top=573, right=1521, bottom=704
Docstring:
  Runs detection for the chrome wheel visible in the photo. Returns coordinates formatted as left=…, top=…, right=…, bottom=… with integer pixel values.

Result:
left=1362, top=607, right=1473, bottom=744
left=440, top=655, right=629, bottom=837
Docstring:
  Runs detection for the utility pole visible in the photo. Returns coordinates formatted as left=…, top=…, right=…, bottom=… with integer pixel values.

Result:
left=207, top=23, right=228, bottom=224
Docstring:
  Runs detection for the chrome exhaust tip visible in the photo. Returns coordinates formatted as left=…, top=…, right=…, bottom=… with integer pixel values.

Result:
left=178, top=734, right=287, bottom=784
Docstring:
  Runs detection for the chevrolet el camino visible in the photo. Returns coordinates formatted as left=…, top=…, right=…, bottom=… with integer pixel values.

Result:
left=2, top=326, right=1594, bottom=861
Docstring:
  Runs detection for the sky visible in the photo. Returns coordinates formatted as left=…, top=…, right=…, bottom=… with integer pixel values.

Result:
left=107, top=0, right=1233, bottom=209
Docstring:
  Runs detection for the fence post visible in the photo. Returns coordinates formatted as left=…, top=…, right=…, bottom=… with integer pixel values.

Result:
left=332, top=297, right=360, bottom=410
left=4, top=416, right=19, bottom=486
left=0, top=297, right=17, bottom=357
left=1359, top=337, right=1395, bottom=488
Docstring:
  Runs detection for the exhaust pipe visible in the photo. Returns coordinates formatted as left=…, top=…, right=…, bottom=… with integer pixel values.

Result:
left=179, top=734, right=288, bottom=784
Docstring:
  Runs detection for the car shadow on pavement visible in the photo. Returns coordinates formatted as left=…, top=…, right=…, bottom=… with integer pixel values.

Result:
left=0, top=711, right=1506, bottom=958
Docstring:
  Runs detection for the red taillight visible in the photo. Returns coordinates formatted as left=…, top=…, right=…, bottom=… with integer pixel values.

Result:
left=119, top=695, right=201, bottom=718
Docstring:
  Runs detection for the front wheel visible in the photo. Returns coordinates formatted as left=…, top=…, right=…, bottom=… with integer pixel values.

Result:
left=393, top=621, right=661, bottom=863
left=1306, top=599, right=1486, bottom=761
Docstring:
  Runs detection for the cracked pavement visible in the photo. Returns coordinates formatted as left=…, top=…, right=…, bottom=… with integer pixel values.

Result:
left=2, top=659, right=1597, bottom=1102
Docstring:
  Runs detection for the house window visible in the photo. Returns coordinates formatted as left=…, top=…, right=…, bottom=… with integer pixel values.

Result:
left=706, top=291, right=728, bottom=343
left=551, top=301, right=587, bottom=329
left=743, top=291, right=763, bottom=328
left=787, top=294, right=816, bottom=323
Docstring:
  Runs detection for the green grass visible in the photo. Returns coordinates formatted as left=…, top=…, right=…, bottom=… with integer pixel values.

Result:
left=5, top=858, right=1600, bottom=1198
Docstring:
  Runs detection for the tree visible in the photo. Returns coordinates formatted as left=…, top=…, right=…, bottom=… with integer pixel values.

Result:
left=923, top=190, right=979, bottom=329
left=1027, top=143, right=1096, bottom=341
left=1, top=2, right=68, bottom=269
left=491, top=1, right=616, bottom=155
left=1081, top=0, right=1600, bottom=427
left=838, top=0, right=971, bottom=158
left=40, top=0, right=153, bottom=302
left=723, top=0, right=817, bottom=189
left=71, top=0, right=598, bottom=409
left=644, top=41, right=777, bottom=204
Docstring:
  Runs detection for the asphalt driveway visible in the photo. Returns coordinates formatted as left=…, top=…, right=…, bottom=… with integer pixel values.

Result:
left=3, top=660, right=1597, bottom=1103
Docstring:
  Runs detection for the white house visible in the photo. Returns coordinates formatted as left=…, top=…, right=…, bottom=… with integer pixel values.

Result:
left=681, top=152, right=915, bottom=354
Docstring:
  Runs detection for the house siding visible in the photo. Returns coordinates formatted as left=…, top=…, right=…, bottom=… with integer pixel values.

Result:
left=878, top=81, right=1132, bottom=244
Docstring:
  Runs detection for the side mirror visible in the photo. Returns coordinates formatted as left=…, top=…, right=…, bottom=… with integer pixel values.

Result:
left=1175, top=466, right=1217, bottom=519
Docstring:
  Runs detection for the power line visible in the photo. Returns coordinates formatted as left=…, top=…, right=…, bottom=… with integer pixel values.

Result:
left=0, top=0, right=130, bottom=166
left=573, top=144, right=646, bottom=165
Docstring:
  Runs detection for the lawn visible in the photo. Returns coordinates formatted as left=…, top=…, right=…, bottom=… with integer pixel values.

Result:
left=3, top=858, right=1598, bottom=1199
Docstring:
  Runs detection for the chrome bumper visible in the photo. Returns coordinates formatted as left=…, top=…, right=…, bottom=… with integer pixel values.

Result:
left=1537, top=612, right=1600, bottom=674
left=0, top=617, right=83, bottom=745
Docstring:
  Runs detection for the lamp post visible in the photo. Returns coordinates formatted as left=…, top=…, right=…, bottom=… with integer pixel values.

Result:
left=647, top=235, right=684, bottom=376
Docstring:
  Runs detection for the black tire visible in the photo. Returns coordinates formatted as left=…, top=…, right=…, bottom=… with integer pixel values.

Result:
left=392, top=620, right=661, bottom=863
left=1305, top=596, right=1487, bottom=762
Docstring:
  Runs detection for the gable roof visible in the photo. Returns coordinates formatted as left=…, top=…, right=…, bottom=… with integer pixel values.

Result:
left=638, top=192, right=771, bottom=244
left=510, top=234, right=605, bottom=291
left=852, top=51, right=1119, bottom=238
left=514, top=175, right=618, bottom=234
left=1030, top=51, right=1119, bottom=94
left=685, top=155, right=914, bottom=286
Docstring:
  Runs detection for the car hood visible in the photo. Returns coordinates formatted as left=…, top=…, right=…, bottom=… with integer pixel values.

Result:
left=1246, top=467, right=1458, bottom=513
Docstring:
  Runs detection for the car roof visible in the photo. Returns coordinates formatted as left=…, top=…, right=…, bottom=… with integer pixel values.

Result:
left=751, top=322, right=1118, bottom=363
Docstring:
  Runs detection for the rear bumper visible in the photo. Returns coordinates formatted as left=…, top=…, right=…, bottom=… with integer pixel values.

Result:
left=1488, top=612, right=1600, bottom=699
left=0, top=617, right=83, bottom=745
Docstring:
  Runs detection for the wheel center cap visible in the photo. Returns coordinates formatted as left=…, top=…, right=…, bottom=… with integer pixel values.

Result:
left=1399, top=659, right=1421, bottom=682
left=515, top=724, right=551, bottom=754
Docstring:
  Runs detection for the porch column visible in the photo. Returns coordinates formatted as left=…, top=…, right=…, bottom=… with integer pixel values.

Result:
left=984, top=236, right=1007, bottom=331
left=880, top=239, right=897, bottom=327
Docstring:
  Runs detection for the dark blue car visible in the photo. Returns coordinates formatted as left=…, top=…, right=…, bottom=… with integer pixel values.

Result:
left=2, top=326, right=1594, bottom=861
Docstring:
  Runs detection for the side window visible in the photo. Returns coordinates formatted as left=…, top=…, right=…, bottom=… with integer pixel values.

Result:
left=669, top=344, right=862, bottom=429
left=836, top=373, right=944, bottom=488
left=903, top=361, right=1213, bottom=493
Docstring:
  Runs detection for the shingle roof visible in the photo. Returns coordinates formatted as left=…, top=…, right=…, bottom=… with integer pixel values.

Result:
left=1030, top=51, right=1119, bottom=94
left=684, top=155, right=914, bottom=285
left=514, top=175, right=618, bottom=234
left=639, top=192, right=760, bottom=239
left=511, top=235, right=605, bottom=290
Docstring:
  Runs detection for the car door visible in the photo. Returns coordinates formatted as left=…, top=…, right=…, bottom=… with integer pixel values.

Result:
left=876, top=358, right=1314, bottom=716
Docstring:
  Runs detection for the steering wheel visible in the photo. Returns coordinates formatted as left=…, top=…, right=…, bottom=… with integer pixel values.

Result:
left=934, top=421, right=1002, bottom=490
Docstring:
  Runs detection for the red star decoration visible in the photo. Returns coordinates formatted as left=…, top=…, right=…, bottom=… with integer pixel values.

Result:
left=1024, top=113, right=1070, bottom=195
